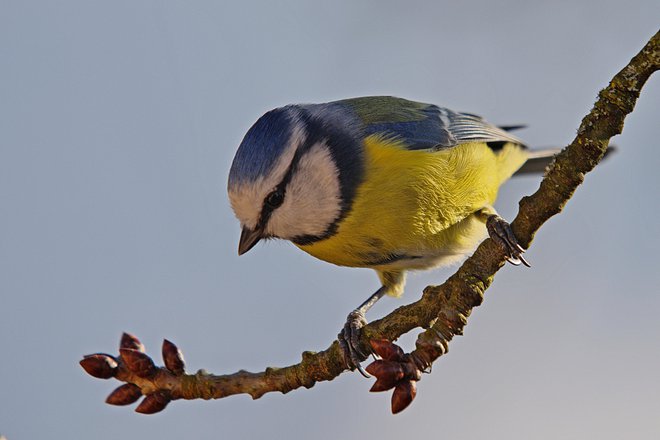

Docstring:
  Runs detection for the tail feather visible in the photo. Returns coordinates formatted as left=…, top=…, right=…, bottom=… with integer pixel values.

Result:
left=514, top=146, right=616, bottom=176
left=498, top=124, right=528, bottom=132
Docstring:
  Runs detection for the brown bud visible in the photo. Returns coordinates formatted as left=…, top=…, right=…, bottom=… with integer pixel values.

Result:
left=135, top=390, right=171, bottom=414
left=391, top=380, right=417, bottom=414
left=79, top=354, right=118, bottom=379
left=119, top=348, right=157, bottom=378
left=162, top=339, right=185, bottom=375
left=365, top=360, right=405, bottom=381
left=106, top=383, right=143, bottom=406
left=370, top=339, right=405, bottom=361
left=120, top=332, right=145, bottom=352
left=403, top=362, right=423, bottom=381
left=370, top=376, right=400, bottom=392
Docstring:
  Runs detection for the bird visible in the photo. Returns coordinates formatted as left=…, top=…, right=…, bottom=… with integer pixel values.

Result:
left=227, top=96, right=559, bottom=376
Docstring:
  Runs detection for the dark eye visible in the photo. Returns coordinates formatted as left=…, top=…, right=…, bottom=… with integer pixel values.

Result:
left=265, top=190, right=284, bottom=209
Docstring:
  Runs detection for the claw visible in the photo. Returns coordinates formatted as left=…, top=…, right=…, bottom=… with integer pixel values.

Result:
left=356, top=362, right=371, bottom=378
left=337, top=286, right=390, bottom=377
left=338, top=334, right=371, bottom=378
left=338, top=310, right=372, bottom=377
left=487, top=215, right=531, bottom=267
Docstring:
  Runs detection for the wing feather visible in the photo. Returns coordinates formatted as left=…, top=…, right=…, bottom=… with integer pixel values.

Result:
left=338, top=96, right=526, bottom=150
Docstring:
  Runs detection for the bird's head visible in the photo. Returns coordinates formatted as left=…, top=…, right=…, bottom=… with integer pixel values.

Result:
left=227, top=104, right=363, bottom=255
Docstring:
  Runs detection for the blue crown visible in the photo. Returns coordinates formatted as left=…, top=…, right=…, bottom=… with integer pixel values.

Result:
left=228, top=107, right=295, bottom=187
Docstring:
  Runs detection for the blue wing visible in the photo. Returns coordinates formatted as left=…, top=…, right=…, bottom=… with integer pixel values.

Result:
left=337, top=96, right=525, bottom=150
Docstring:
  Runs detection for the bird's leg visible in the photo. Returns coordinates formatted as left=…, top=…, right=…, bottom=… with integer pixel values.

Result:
left=477, top=207, right=530, bottom=267
left=338, top=286, right=389, bottom=377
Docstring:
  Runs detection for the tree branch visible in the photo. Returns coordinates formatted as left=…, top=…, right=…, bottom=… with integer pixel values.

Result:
left=80, top=30, right=659, bottom=413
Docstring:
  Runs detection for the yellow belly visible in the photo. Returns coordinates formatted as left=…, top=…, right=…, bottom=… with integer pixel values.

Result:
left=297, top=136, right=528, bottom=270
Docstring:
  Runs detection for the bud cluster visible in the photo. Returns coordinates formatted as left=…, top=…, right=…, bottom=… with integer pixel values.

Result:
left=79, top=332, right=187, bottom=414
left=366, top=339, right=423, bottom=414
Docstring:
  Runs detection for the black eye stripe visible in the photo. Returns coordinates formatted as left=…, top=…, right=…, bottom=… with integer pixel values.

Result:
left=255, top=145, right=306, bottom=230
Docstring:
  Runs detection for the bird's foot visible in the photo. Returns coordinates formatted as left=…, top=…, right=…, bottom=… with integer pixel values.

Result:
left=486, top=215, right=530, bottom=267
left=338, top=310, right=372, bottom=377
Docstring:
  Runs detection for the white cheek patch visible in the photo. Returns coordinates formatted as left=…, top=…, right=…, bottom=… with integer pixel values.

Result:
left=228, top=122, right=307, bottom=230
left=267, top=142, right=341, bottom=240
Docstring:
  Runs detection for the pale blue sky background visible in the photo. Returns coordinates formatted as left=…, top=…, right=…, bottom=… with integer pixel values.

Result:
left=1, top=2, right=659, bottom=439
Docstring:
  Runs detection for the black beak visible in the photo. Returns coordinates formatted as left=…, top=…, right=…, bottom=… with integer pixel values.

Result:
left=238, top=226, right=263, bottom=256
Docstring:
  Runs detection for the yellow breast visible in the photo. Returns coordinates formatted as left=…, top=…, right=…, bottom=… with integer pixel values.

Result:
left=297, top=135, right=528, bottom=269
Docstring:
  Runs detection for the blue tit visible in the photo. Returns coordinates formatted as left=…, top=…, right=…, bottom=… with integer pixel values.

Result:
left=227, top=96, right=558, bottom=376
